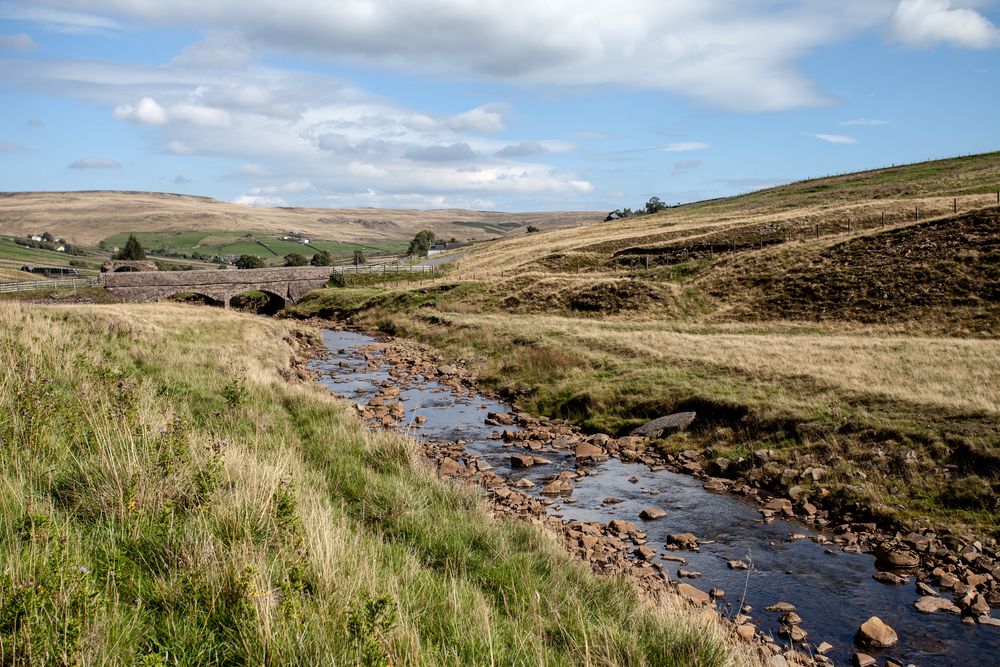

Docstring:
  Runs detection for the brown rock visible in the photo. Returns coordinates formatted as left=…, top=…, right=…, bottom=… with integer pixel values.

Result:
left=736, top=624, right=756, bottom=641
left=639, top=507, right=667, bottom=520
left=510, top=455, right=534, bottom=468
left=667, top=533, right=700, bottom=550
left=514, top=478, right=535, bottom=489
left=635, top=545, right=656, bottom=560
left=851, top=654, right=876, bottom=667
left=763, top=498, right=794, bottom=517
left=875, top=547, right=920, bottom=570
left=675, top=582, right=710, bottom=605
left=914, top=596, right=960, bottom=614
left=855, top=616, right=898, bottom=648
left=728, top=560, right=750, bottom=570
left=439, top=457, right=462, bottom=475
left=574, top=442, right=608, bottom=463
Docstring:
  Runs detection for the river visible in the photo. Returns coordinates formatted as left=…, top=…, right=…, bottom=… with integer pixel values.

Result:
left=311, top=328, right=999, bottom=666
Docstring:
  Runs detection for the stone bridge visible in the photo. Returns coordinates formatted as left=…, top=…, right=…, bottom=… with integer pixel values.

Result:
left=98, top=266, right=336, bottom=309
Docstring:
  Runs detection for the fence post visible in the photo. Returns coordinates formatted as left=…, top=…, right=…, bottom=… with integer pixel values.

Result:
left=954, top=198, right=958, bottom=214
left=881, top=212, right=885, bottom=228
left=915, top=206, right=919, bottom=221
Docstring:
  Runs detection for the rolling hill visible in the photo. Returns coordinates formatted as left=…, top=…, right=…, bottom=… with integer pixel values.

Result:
left=0, top=190, right=603, bottom=246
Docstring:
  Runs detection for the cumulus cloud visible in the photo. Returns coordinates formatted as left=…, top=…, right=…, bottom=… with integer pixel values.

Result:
left=448, top=105, right=506, bottom=133
left=68, top=157, right=121, bottom=169
left=814, top=133, right=858, bottom=144
left=661, top=142, right=710, bottom=152
left=0, top=32, right=36, bottom=49
left=171, top=175, right=191, bottom=184
left=495, top=141, right=549, bottom=158
left=2, top=43, right=594, bottom=207
left=114, top=97, right=229, bottom=127
left=0, top=143, right=27, bottom=153
left=32, top=0, right=913, bottom=111
left=405, top=143, right=477, bottom=162
left=841, top=118, right=889, bottom=125
left=888, top=0, right=1000, bottom=49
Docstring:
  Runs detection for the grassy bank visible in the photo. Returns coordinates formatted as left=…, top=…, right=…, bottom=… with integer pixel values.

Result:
left=0, top=301, right=747, bottom=666
left=283, top=174, right=1000, bottom=538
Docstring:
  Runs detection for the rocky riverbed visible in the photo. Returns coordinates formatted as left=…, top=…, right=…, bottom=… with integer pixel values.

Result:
left=308, top=326, right=1000, bottom=667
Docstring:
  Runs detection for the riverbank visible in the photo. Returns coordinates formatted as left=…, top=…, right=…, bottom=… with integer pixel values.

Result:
left=0, top=301, right=753, bottom=666
left=304, top=322, right=1000, bottom=665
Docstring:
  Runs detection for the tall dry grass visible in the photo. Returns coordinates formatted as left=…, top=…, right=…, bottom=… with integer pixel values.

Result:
left=0, top=301, right=756, bottom=666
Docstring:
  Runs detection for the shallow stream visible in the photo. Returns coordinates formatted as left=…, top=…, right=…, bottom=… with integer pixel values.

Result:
left=311, top=329, right=999, bottom=666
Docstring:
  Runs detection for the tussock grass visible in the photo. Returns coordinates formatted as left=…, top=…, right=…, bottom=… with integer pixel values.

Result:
left=0, top=302, right=751, bottom=666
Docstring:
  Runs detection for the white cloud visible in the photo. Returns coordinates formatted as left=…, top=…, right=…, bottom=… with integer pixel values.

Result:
left=233, top=194, right=288, bottom=207
left=34, top=0, right=910, bottom=111
left=0, top=142, right=27, bottom=153
left=2, top=46, right=594, bottom=207
left=814, top=133, right=859, bottom=144
left=841, top=118, right=889, bottom=125
left=888, top=0, right=1000, bottom=48
left=68, top=157, right=121, bottom=169
left=660, top=142, right=709, bottom=152
left=0, top=32, right=36, bottom=49
left=114, top=96, right=168, bottom=124
left=114, top=97, right=229, bottom=126
left=448, top=105, right=507, bottom=133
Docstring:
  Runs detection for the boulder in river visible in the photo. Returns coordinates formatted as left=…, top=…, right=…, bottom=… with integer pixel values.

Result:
left=855, top=616, right=898, bottom=648
left=639, top=507, right=667, bottom=520
left=667, top=533, right=700, bottom=550
left=630, top=412, right=696, bottom=438
left=510, top=455, right=534, bottom=468
left=914, top=596, right=960, bottom=614
left=851, top=654, right=876, bottom=667
left=575, top=443, right=608, bottom=463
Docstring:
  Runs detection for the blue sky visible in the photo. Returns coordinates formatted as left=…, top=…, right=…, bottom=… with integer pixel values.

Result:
left=0, top=1, right=998, bottom=212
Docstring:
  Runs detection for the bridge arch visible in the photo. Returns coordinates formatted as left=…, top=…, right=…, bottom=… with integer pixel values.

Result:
left=228, top=289, right=288, bottom=315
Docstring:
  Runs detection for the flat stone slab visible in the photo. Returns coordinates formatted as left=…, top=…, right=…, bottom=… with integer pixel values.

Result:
left=631, top=412, right=696, bottom=438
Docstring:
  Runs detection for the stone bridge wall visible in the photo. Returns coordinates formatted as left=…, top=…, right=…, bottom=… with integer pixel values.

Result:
left=99, top=266, right=333, bottom=307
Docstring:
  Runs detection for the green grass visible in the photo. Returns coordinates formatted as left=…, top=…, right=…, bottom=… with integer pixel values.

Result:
left=0, top=302, right=741, bottom=666
left=101, top=231, right=406, bottom=266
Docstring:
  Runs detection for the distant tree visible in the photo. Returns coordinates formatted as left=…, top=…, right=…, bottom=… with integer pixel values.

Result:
left=283, top=253, right=308, bottom=267
left=310, top=250, right=333, bottom=266
left=352, top=249, right=367, bottom=265
left=526, top=225, right=540, bottom=233
left=236, top=254, right=266, bottom=269
left=645, top=197, right=666, bottom=215
left=113, top=234, right=146, bottom=260
left=406, top=229, right=436, bottom=257
left=41, top=232, right=54, bottom=243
